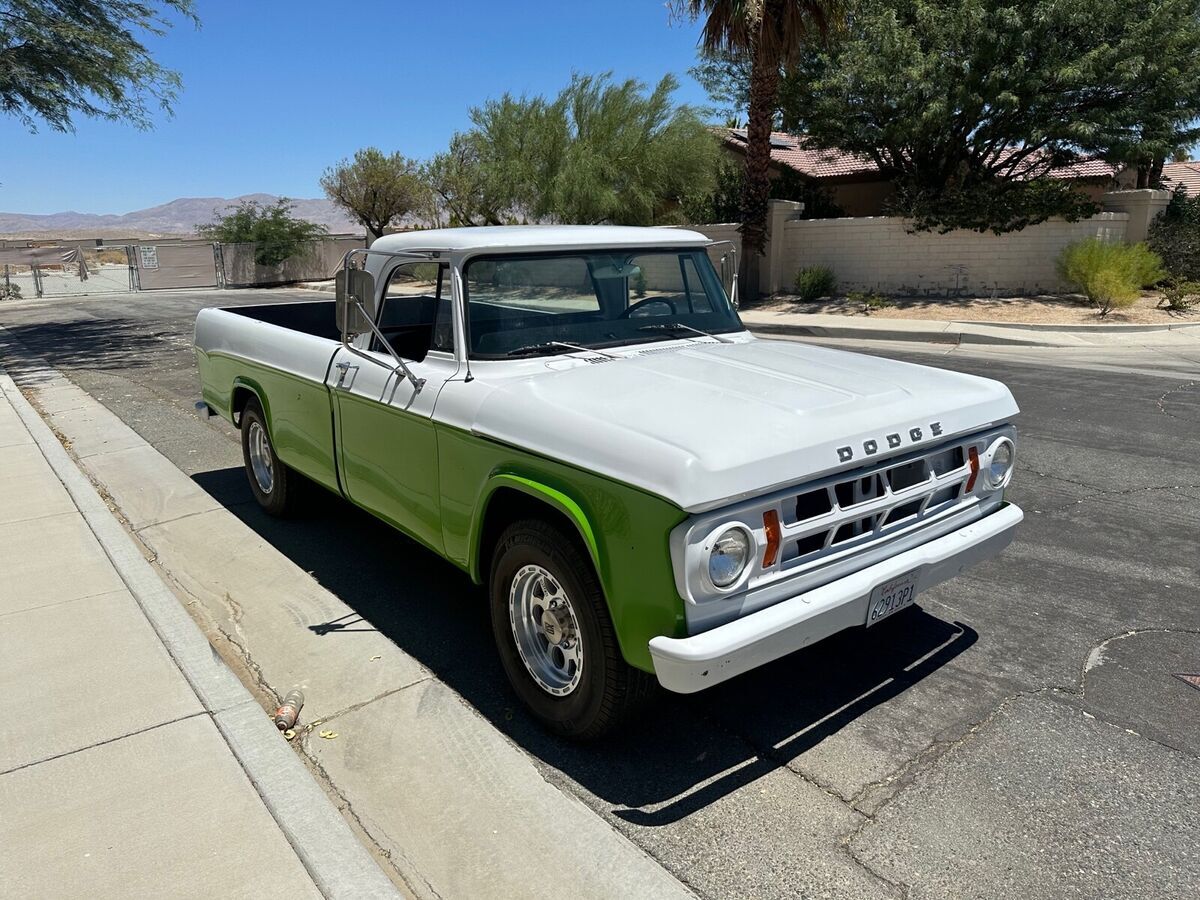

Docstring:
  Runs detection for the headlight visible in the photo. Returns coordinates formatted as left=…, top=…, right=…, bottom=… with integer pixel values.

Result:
left=984, top=438, right=1015, bottom=489
left=708, top=527, right=751, bottom=588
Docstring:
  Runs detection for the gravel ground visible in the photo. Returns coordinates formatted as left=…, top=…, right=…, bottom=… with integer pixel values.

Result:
left=758, top=292, right=1198, bottom=325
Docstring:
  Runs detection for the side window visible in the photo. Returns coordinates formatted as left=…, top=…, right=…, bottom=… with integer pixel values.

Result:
left=375, top=262, right=452, bottom=360
left=628, top=252, right=715, bottom=314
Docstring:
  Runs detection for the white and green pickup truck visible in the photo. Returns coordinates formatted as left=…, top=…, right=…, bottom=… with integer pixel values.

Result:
left=194, top=225, right=1021, bottom=738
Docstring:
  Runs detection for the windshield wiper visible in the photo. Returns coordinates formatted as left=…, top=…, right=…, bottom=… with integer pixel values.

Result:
left=505, top=340, right=619, bottom=358
left=636, top=322, right=734, bottom=343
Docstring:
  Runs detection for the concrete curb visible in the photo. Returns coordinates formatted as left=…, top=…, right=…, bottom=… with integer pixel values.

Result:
left=966, top=319, right=1200, bottom=333
left=740, top=313, right=1200, bottom=348
left=0, top=358, right=400, bottom=900
left=294, top=281, right=336, bottom=294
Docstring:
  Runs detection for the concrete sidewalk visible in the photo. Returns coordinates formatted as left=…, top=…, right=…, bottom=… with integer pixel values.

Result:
left=739, top=307, right=1200, bottom=347
left=0, top=369, right=400, bottom=899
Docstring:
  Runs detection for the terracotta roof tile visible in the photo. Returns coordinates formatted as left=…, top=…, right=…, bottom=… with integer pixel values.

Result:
left=1162, top=161, right=1200, bottom=195
left=724, top=129, right=879, bottom=179
left=722, top=129, right=1119, bottom=183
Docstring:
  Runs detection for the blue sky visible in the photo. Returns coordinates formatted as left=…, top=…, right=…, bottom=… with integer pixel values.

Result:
left=1, top=1, right=713, bottom=215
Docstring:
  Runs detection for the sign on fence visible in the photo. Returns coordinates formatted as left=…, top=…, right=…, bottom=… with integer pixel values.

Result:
left=138, top=246, right=159, bottom=269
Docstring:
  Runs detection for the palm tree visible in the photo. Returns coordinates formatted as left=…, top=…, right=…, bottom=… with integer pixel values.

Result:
left=676, top=0, right=841, bottom=298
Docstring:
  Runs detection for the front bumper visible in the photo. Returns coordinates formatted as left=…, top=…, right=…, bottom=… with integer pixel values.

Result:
left=648, top=502, right=1023, bottom=693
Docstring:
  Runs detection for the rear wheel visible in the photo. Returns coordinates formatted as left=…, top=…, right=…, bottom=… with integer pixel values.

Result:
left=489, top=518, right=653, bottom=740
left=240, top=398, right=301, bottom=516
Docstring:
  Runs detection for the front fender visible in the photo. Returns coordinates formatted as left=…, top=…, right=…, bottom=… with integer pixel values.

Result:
left=470, top=474, right=600, bottom=582
left=440, top=435, right=689, bottom=672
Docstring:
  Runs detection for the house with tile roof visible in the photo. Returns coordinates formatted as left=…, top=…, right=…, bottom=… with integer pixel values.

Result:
left=720, top=129, right=1137, bottom=216
left=1161, top=160, right=1200, bottom=195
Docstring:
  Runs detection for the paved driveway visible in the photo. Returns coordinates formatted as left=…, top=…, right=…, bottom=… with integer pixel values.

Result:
left=1, top=288, right=1197, bottom=899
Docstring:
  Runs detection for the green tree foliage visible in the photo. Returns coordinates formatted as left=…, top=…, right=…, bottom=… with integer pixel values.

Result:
left=689, top=49, right=806, bottom=132
left=891, top=179, right=1101, bottom=236
left=0, top=1, right=197, bottom=132
left=1148, top=187, right=1200, bottom=280
left=681, top=155, right=843, bottom=223
left=674, top=0, right=843, bottom=301
left=426, top=73, right=718, bottom=227
left=775, top=0, right=1200, bottom=231
left=321, top=148, right=430, bottom=241
left=197, top=199, right=327, bottom=267
left=1057, top=239, right=1164, bottom=316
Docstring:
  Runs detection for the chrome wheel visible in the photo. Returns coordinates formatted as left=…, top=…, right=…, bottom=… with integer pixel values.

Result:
left=509, top=564, right=584, bottom=696
left=247, top=420, right=274, bottom=495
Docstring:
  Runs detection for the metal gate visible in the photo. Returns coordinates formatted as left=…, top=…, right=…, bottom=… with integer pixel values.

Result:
left=0, top=241, right=223, bottom=298
left=132, top=241, right=221, bottom=291
left=1, top=246, right=137, bottom=299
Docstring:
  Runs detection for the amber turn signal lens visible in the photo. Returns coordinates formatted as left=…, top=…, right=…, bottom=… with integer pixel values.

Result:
left=966, top=446, right=980, bottom=491
left=762, top=509, right=781, bottom=567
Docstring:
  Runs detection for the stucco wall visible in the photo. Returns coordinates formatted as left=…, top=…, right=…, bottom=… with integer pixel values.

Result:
left=779, top=213, right=1129, bottom=296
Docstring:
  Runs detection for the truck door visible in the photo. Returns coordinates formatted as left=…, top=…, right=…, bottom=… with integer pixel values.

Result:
left=326, top=260, right=459, bottom=552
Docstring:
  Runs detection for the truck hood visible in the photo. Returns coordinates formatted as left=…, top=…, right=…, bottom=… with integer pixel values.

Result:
left=464, top=337, right=1019, bottom=512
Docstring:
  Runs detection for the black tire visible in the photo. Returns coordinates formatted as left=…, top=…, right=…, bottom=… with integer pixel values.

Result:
left=240, top=398, right=301, bottom=516
left=489, top=518, right=654, bottom=740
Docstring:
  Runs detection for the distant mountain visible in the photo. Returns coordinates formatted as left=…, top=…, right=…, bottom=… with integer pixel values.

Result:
left=0, top=193, right=363, bottom=237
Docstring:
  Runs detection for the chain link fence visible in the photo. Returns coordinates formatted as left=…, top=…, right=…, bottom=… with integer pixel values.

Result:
left=0, top=235, right=364, bottom=299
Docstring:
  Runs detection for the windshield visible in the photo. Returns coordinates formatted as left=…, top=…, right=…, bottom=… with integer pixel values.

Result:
left=463, top=248, right=742, bottom=358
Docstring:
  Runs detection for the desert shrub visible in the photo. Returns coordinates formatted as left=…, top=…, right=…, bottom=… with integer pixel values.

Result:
left=1158, top=279, right=1200, bottom=311
left=197, top=199, right=327, bottom=267
left=1148, top=187, right=1200, bottom=280
left=1, top=282, right=21, bottom=300
left=794, top=266, right=837, bottom=302
left=847, top=289, right=893, bottom=314
left=1056, top=239, right=1164, bottom=317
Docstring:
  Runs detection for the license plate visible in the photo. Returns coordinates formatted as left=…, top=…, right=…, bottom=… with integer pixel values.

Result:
left=866, top=570, right=920, bottom=627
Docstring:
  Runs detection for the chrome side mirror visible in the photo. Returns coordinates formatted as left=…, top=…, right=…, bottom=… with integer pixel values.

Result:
left=335, top=268, right=376, bottom=337
left=717, top=245, right=739, bottom=309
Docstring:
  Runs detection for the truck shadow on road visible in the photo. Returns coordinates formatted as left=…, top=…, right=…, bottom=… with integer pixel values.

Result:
left=195, top=465, right=978, bottom=827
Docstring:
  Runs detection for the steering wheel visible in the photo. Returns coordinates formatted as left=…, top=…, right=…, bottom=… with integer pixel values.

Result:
left=619, top=296, right=678, bottom=319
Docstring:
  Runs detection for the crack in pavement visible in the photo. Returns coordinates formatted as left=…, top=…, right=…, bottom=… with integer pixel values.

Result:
left=834, top=620, right=1200, bottom=888
left=1156, top=379, right=1199, bottom=420
left=836, top=685, right=1059, bottom=893
left=301, top=680, right=434, bottom=730
left=1045, top=481, right=1200, bottom=514
left=299, top=738, right=441, bottom=900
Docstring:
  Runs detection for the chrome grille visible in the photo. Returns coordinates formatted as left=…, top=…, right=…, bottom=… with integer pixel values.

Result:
left=772, top=441, right=972, bottom=571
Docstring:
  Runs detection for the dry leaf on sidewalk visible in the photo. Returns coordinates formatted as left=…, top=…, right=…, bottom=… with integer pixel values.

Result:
left=318, top=730, right=338, bottom=740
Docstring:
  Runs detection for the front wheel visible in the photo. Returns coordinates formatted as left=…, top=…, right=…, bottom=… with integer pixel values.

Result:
left=489, top=518, right=653, bottom=740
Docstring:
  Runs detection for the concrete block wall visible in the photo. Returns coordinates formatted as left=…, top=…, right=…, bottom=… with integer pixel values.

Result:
left=1101, top=190, right=1171, bottom=243
left=779, top=213, right=1130, bottom=297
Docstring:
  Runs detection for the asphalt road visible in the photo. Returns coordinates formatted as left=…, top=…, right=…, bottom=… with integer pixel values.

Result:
left=2, top=287, right=1198, bottom=899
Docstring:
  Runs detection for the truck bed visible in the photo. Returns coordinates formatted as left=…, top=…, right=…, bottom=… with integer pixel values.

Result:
left=225, top=299, right=341, bottom=342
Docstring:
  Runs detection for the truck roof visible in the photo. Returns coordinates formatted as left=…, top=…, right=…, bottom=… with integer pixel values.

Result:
left=369, top=224, right=713, bottom=254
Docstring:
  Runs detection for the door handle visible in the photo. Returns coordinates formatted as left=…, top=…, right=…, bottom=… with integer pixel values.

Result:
left=334, top=362, right=358, bottom=389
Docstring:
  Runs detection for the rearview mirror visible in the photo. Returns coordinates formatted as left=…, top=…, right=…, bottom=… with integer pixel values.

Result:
left=335, top=268, right=376, bottom=337
left=592, top=263, right=641, bottom=280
